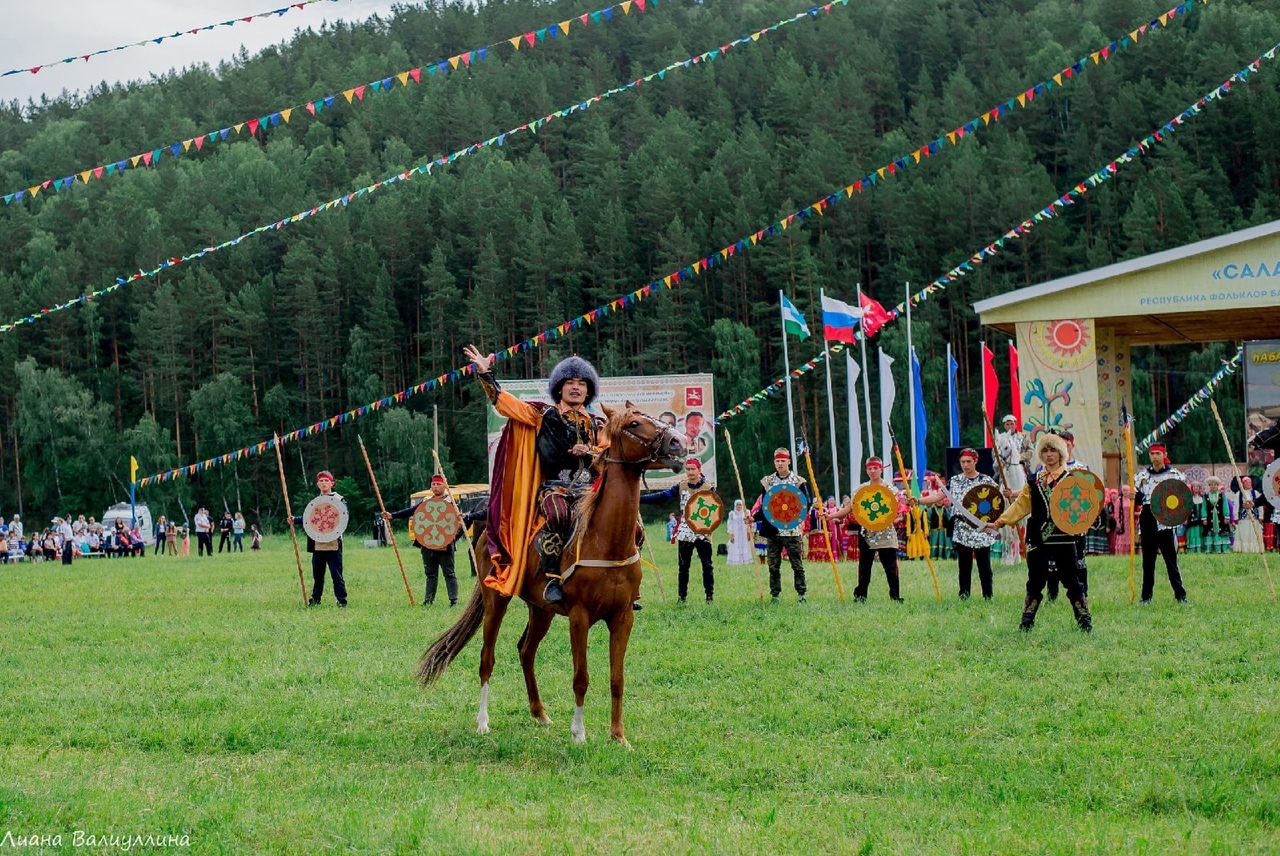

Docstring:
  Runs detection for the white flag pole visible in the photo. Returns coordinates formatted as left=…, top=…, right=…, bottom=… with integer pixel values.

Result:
left=780, top=289, right=798, bottom=462
left=846, top=352, right=863, bottom=497
left=820, top=289, right=840, bottom=503
left=857, top=283, right=875, bottom=460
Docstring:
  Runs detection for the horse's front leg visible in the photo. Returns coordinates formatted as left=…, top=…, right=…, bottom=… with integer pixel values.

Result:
left=568, top=609, right=591, bottom=744
left=606, top=606, right=635, bottom=747
left=477, top=590, right=510, bottom=734
left=518, top=604, right=555, bottom=724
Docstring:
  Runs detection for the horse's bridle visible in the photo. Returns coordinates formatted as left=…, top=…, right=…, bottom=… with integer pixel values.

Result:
left=602, top=411, right=678, bottom=467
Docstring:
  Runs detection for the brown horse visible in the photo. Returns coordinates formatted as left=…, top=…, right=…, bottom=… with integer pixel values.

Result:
left=418, top=402, right=685, bottom=745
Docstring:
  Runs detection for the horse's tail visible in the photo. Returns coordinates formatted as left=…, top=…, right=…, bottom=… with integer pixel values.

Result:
left=417, top=576, right=485, bottom=687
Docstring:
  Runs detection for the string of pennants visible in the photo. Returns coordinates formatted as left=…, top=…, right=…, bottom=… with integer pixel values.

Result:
left=135, top=20, right=1247, bottom=491
left=2, top=0, right=864, bottom=334
left=2, top=0, right=342, bottom=78
left=1134, top=347, right=1244, bottom=453
left=2, top=0, right=666, bottom=206
left=2, top=0, right=1209, bottom=209
left=1, top=0, right=1201, bottom=333
left=715, top=40, right=1279, bottom=423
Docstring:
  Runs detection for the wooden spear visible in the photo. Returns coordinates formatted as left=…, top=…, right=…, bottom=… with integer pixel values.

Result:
left=1122, top=404, right=1138, bottom=603
left=431, top=448, right=482, bottom=592
left=360, top=435, right=415, bottom=606
left=801, top=441, right=845, bottom=600
left=273, top=434, right=308, bottom=607
left=889, top=426, right=940, bottom=602
left=723, top=428, right=765, bottom=603
left=1209, top=400, right=1277, bottom=602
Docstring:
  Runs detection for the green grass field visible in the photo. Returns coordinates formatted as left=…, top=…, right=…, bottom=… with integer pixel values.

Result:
left=1, top=529, right=1278, bottom=854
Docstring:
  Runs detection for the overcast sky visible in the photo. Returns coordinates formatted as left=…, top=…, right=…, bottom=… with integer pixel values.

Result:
left=1, top=0, right=400, bottom=105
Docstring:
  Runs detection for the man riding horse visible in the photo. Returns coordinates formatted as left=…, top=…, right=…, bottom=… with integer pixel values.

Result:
left=464, top=345, right=605, bottom=605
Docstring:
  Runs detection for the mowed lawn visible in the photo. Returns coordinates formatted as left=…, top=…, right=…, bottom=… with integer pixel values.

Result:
left=1, top=529, right=1278, bottom=854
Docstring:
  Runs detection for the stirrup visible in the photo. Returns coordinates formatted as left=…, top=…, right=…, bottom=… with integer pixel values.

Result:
left=543, top=575, right=565, bottom=605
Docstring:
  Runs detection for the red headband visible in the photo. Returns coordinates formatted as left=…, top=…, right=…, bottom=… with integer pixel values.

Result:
left=431, top=474, right=446, bottom=484
left=685, top=458, right=702, bottom=469
left=774, top=449, right=791, bottom=461
left=316, top=470, right=334, bottom=482
left=959, top=448, right=979, bottom=461
left=866, top=457, right=883, bottom=469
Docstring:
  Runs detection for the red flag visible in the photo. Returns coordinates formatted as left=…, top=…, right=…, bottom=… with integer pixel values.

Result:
left=859, top=292, right=893, bottom=337
left=982, top=342, right=998, bottom=445
left=1008, top=341, right=1022, bottom=427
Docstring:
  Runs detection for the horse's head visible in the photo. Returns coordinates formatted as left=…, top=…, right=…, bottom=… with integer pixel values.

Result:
left=601, top=402, right=686, bottom=473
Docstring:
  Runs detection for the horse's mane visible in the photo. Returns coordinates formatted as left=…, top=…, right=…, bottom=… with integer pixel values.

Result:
left=563, top=406, right=632, bottom=556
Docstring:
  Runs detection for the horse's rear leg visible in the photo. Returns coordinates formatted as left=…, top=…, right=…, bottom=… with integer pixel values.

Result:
left=518, top=605, right=556, bottom=724
left=477, top=589, right=510, bottom=734
left=606, top=608, right=636, bottom=747
left=568, top=610, right=591, bottom=744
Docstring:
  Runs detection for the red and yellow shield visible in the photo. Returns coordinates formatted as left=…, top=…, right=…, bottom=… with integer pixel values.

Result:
left=1150, top=479, right=1193, bottom=528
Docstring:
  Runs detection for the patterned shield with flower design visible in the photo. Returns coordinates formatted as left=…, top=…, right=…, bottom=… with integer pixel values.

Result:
left=762, top=483, right=809, bottom=533
left=1049, top=472, right=1102, bottom=535
left=852, top=484, right=897, bottom=531
left=683, top=489, right=726, bottom=535
left=411, top=497, right=461, bottom=550
left=303, top=494, right=349, bottom=543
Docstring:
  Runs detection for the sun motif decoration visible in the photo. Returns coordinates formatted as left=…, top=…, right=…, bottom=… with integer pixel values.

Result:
left=1028, top=319, right=1094, bottom=373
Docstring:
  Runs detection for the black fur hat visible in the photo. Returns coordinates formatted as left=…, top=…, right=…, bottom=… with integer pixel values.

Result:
left=548, top=355, right=599, bottom=405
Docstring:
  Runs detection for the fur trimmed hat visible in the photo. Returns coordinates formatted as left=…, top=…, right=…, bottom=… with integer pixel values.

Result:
left=548, top=355, right=599, bottom=405
left=1035, top=432, right=1069, bottom=463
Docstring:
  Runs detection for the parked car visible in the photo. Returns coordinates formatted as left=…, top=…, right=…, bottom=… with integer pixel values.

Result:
left=100, top=503, right=153, bottom=538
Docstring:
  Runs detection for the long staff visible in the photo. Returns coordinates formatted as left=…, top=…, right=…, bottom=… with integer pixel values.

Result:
left=360, top=435, right=415, bottom=606
left=800, top=443, right=845, bottom=600
left=889, top=427, right=941, bottom=603
left=431, top=448, right=483, bottom=591
left=273, top=434, right=308, bottom=607
left=1122, top=405, right=1138, bottom=603
left=636, top=512, right=669, bottom=604
left=1210, top=400, right=1277, bottom=602
left=723, top=428, right=765, bottom=603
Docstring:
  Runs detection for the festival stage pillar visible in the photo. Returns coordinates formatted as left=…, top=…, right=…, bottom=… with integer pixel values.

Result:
left=1014, top=318, right=1103, bottom=473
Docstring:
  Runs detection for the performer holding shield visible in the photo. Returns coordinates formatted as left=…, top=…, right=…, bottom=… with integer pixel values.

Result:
left=1134, top=444, right=1190, bottom=604
left=293, top=470, right=350, bottom=607
left=749, top=448, right=810, bottom=604
left=641, top=458, right=721, bottom=603
left=985, top=433, right=1093, bottom=632
left=828, top=457, right=903, bottom=602
left=384, top=473, right=462, bottom=607
left=920, top=447, right=1001, bottom=600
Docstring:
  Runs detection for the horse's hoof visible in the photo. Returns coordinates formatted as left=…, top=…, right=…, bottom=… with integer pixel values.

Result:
left=477, top=719, right=490, bottom=734
left=535, top=714, right=552, bottom=725
left=614, top=735, right=632, bottom=750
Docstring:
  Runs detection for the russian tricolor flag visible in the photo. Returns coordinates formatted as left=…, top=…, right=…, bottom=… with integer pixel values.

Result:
left=821, top=294, right=863, bottom=343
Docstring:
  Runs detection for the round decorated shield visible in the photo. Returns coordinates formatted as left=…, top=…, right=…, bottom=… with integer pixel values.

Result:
left=1150, top=479, right=1193, bottom=528
left=1264, top=459, right=1280, bottom=511
left=303, top=494, right=348, bottom=543
left=1049, top=472, right=1102, bottom=536
left=762, top=483, right=809, bottom=533
left=852, top=483, right=897, bottom=531
left=683, top=489, right=726, bottom=535
left=410, top=497, right=461, bottom=550
left=960, top=482, right=1006, bottom=525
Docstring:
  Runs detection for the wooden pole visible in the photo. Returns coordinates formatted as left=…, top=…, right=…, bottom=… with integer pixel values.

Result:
left=1122, top=413, right=1138, bottom=603
left=802, top=444, right=845, bottom=600
left=273, top=434, right=308, bottom=607
left=1209, top=400, right=1276, bottom=602
left=360, top=435, right=415, bottom=606
left=890, top=430, right=941, bottom=603
left=432, top=448, right=481, bottom=590
left=636, top=512, right=668, bottom=604
left=723, top=428, right=765, bottom=603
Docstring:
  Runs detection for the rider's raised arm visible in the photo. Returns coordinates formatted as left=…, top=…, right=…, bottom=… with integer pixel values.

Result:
left=469, top=350, right=542, bottom=428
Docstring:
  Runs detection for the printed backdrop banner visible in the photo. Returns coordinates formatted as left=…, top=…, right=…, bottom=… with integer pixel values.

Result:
left=486, top=374, right=715, bottom=490
left=1244, top=339, right=1280, bottom=450
left=1015, top=319, right=1102, bottom=472
left=1096, top=328, right=1132, bottom=455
